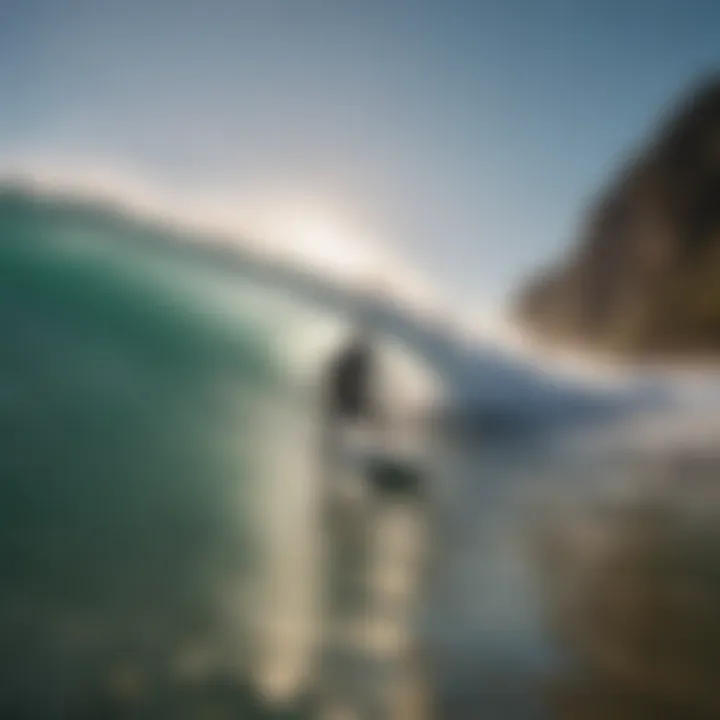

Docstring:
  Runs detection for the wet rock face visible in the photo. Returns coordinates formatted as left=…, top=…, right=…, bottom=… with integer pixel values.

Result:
left=515, top=76, right=720, bottom=357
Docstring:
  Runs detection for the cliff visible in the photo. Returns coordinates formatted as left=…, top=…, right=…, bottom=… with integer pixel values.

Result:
left=515, top=76, right=720, bottom=357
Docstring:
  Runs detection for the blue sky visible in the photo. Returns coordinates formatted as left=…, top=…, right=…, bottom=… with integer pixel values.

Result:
left=1, top=0, right=719, bottom=309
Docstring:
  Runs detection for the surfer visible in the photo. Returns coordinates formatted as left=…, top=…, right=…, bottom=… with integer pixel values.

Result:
left=319, top=326, right=386, bottom=505
left=318, top=328, right=432, bottom=720
left=324, top=329, right=379, bottom=427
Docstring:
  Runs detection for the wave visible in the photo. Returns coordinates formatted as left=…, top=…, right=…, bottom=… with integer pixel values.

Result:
left=0, top=178, right=669, bottom=430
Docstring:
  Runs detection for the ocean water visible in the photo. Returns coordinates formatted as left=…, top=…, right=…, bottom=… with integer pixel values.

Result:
left=2, top=187, right=720, bottom=719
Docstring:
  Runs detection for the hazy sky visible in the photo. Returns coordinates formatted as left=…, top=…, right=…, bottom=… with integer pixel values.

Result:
left=1, top=0, right=719, bottom=309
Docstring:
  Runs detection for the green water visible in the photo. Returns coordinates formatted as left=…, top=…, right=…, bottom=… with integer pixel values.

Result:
left=0, top=190, right=320, bottom=717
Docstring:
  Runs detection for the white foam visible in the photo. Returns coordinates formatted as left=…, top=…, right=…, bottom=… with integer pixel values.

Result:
left=0, top=153, right=444, bottom=318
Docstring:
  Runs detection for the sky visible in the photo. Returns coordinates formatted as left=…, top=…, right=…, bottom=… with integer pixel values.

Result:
left=1, top=0, right=719, bottom=313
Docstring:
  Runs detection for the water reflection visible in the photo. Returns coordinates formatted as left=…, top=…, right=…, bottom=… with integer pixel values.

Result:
left=316, top=424, right=433, bottom=720
left=534, top=451, right=720, bottom=719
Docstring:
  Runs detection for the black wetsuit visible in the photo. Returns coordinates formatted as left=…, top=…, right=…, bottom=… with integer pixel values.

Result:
left=325, top=339, right=375, bottom=423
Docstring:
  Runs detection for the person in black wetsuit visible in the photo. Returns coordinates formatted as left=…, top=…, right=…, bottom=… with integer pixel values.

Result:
left=324, top=331, right=378, bottom=425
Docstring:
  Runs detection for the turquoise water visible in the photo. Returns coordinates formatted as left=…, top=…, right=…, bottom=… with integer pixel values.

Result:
left=0, top=189, right=342, bottom=717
